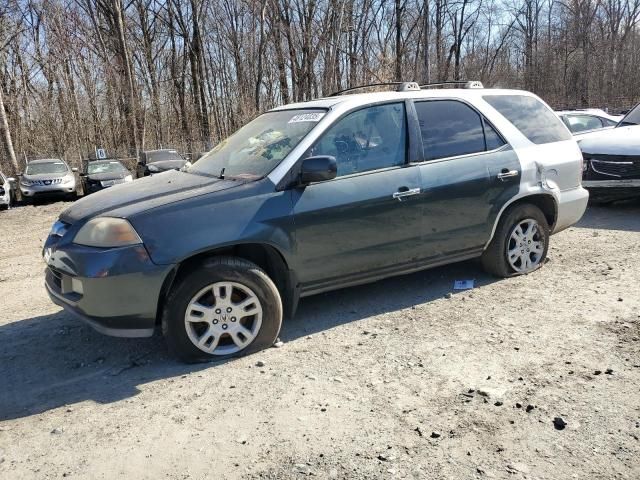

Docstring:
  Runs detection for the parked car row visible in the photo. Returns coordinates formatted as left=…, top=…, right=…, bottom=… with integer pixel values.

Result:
left=0, top=149, right=190, bottom=207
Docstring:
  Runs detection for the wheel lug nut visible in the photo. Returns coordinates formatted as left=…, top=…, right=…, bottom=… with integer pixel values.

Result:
left=215, top=309, right=221, bottom=314
left=222, top=324, right=228, bottom=330
left=226, top=307, right=232, bottom=313
left=231, top=317, right=236, bottom=322
left=213, top=319, right=218, bottom=324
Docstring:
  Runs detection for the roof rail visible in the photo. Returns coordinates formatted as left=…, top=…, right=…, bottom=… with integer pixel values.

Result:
left=328, top=81, right=421, bottom=97
left=419, top=80, right=484, bottom=89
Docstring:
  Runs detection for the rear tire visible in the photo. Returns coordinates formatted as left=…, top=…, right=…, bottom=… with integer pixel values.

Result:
left=481, top=204, right=550, bottom=278
left=163, top=256, right=282, bottom=363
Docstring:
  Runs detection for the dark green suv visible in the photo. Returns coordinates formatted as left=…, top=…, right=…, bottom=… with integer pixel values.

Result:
left=44, top=84, right=588, bottom=362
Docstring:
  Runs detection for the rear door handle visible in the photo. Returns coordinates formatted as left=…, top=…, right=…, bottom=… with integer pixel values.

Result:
left=392, top=187, right=421, bottom=201
left=497, top=169, right=519, bottom=181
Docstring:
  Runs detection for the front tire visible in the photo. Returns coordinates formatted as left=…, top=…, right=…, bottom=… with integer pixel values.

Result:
left=163, top=256, right=283, bottom=363
left=481, top=204, right=550, bottom=278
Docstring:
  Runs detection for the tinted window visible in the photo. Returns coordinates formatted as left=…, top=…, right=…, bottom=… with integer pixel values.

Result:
left=484, top=123, right=505, bottom=150
left=602, top=118, right=618, bottom=127
left=311, top=103, right=406, bottom=176
left=618, top=103, right=640, bottom=127
left=564, top=115, right=604, bottom=133
left=484, top=95, right=572, bottom=144
left=415, top=100, right=504, bottom=160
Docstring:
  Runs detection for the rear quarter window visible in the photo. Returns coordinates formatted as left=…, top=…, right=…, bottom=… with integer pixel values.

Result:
left=484, top=95, right=572, bottom=144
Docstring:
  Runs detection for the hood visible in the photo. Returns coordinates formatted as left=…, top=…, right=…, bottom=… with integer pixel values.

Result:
left=579, top=125, right=640, bottom=156
left=147, top=159, right=187, bottom=172
left=60, top=170, right=240, bottom=224
left=23, top=172, right=71, bottom=180
left=85, top=171, right=130, bottom=181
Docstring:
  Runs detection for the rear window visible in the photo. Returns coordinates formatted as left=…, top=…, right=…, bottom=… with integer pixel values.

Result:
left=564, top=115, right=604, bottom=133
left=484, top=95, right=571, bottom=144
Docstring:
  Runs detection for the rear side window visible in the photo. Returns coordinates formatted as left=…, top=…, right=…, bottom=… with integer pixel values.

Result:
left=414, top=100, right=505, bottom=160
left=484, top=95, right=571, bottom=144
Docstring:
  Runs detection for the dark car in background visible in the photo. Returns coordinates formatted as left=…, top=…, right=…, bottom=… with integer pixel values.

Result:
left=81, top=160, right=133, bottom=196
left=580, top=102, right=640, bottom=202
left=136, top=149, right=189, bottom=178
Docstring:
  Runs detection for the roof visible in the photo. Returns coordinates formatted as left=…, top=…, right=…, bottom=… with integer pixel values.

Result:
left=270, top=88, right=536, bottom=112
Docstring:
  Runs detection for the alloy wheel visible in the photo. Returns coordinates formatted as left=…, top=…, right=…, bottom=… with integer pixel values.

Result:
left=506, top=218, right=545, bottom=273
left=184, top=281, right=263, bottom=355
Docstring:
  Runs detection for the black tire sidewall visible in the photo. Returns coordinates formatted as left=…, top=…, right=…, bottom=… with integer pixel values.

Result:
left=163, top=258, right=282, bottom=363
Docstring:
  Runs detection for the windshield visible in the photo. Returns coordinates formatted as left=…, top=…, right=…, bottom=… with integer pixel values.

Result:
left=146, top=150, right=182, bottom=163
left=618, top=103, right=640, bottom=127
left=87, top=161, right=128, bottom=175
left=189, top=109, right=327, bottom=178
left=25, top=161, right=68, bottom=175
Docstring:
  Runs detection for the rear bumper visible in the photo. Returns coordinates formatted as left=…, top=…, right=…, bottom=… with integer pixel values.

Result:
left=43, top=240, right=174, bottom=337
left=553, top=186, right=589, bottom=233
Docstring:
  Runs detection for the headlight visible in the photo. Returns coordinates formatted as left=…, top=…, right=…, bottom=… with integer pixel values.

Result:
left=20, top=179, right=32, bottom=187
left=124, top=175, right=133, bottom=182
left=147, top=164, right=159, bottom=172
left=63, top=175, right=75, bottom=184
left=73, top=217, right=142, bottom=247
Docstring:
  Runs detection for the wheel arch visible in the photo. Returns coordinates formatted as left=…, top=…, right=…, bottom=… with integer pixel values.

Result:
left=486, top=193, right=558, bottom=249
left=156, top=242, right=299, bottom=326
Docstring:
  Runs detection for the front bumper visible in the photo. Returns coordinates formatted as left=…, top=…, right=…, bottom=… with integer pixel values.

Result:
left=582, top=179, right=640, bottom=201
left=43, top=236, right=174, bottom=337
left=21, top=182, right=76, bottom=197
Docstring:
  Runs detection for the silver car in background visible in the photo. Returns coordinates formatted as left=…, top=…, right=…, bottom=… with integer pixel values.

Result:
left=1, top=171, right=16, bottom=210
left=19, top=159, right=78, bottom=202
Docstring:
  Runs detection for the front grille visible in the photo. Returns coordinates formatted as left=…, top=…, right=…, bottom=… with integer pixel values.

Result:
left=587, top=156, right=640, bottom=178
left=48, top=266, right=63, bottom=289
left=31, top=178, right=63, bottom=186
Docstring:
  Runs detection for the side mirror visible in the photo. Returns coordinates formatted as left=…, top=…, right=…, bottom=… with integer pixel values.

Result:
left=299, top=156, right=337, bottom=185
left=71, top=167, right=78, bottom=172
left=79, top=172, right=86, bottom=177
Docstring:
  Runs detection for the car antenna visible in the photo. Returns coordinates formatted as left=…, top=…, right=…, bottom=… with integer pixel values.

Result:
left=219, top=167, right=225, bottom=179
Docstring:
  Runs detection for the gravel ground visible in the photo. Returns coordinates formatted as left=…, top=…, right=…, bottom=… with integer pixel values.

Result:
left=0, top=200, right=639, bottom=480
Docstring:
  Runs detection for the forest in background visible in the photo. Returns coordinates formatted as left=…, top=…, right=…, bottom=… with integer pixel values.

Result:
left=1, top=0, right=640, bottom=174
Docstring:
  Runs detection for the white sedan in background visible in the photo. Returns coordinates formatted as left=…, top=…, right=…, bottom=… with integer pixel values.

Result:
left=556, top=109, right=622, bottom=138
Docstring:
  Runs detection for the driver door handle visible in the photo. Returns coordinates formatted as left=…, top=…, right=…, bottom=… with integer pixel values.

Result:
left=392, top=187, right=421, bottom=201
left=497, top=169, right=519, bottom=181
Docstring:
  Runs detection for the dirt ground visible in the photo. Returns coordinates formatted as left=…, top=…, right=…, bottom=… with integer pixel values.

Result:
left=0, top=199, right=639, bottom=480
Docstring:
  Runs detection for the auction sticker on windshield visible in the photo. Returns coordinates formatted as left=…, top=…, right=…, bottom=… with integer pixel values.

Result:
left=288, top=112, right=325, bottom=123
